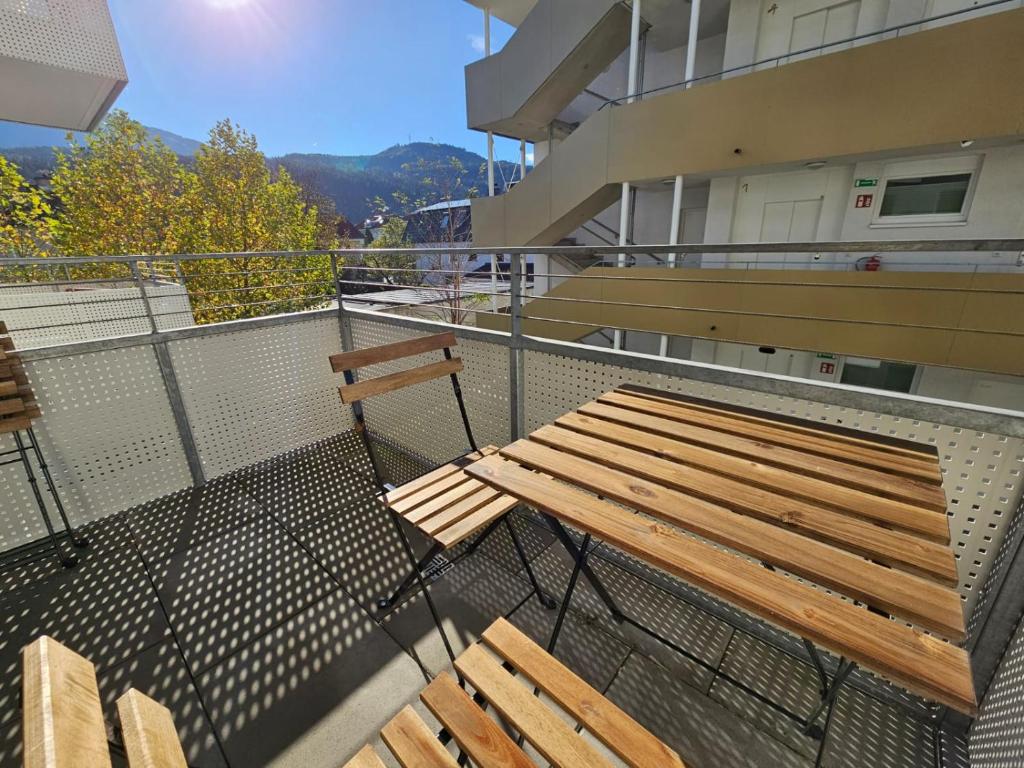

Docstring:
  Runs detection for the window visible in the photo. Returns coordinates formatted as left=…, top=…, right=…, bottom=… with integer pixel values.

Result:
left=872, top=156, right=980, bottom=226
left=879, top=174, right=971, bottom=217
left=840, top=359, right=917, bottom=394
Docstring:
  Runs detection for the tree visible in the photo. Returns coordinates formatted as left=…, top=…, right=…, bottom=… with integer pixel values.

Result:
left=177, top=120, right=330, bottom=322
left=51, top=110, right=189, bottom=259
left=0, top=155, right=54, bottom=258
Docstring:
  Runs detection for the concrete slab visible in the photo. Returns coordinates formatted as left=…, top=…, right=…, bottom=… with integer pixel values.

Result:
left=381, top=552, right=534, bottom=675
left=606, top=652, right=812, bottom=768
left=197, top=590, right=425, bottom=768
left=151, top=515, right=336, bottom=673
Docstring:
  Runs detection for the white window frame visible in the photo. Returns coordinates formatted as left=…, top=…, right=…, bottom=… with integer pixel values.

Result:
left=870, top=155, right=981, bottom=227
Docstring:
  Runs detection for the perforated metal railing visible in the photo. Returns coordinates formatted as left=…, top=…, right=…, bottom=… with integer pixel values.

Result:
left=2, top=245, right=1024, bottom=766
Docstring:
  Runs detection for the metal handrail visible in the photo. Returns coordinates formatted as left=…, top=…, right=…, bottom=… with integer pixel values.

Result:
left=598, top=0, right=1018, bottom=109
left=3, top=238, right=1024, bottom=266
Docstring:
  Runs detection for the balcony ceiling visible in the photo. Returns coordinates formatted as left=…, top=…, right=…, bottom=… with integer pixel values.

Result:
left=462, top=0, right=539, bottom=27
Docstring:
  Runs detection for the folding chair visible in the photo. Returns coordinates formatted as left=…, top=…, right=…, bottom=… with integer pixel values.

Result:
left=329, top=331, right=554, bottom=665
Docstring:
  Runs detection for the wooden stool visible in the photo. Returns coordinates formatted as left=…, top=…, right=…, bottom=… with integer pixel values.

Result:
left=0, top=321, right=87, bottom=569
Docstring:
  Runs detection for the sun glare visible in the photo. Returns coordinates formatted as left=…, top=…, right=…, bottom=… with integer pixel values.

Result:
left=207, top=0, right=252, bottom=9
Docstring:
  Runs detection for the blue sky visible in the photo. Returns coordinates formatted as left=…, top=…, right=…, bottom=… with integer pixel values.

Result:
left=103, top=0, right=516, bottom=159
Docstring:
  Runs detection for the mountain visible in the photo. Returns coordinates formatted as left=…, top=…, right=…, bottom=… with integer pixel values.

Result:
left=0, top=123, right=525, bottom=223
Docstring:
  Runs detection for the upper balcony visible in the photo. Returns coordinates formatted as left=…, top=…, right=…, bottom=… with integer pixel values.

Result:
left=470, top=3, right=1024, bottom=247
left=1, top=244, right=1024, bottom=767
left=0, top=0, right=127, bottom=131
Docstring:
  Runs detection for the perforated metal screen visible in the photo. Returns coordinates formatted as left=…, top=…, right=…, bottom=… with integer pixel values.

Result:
left=969, top=617, right=1024, bottom=766
left=0, top=345, right=192, bottom=551
left=0, top=0, right=125, bottom=78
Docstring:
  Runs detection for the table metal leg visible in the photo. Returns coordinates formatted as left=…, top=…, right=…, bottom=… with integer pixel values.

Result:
left=548, top=532, right=593, bottom=653
left=505, top=515, right=557, bottom=609
left=542, top=515, right=624, bottom=622
left=13, top=431, right=76, bottom=568
left=26, top=428, right=88, bottom=548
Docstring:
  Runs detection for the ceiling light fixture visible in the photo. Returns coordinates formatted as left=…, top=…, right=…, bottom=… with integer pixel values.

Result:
left=805, top=161, right=827, bottom=170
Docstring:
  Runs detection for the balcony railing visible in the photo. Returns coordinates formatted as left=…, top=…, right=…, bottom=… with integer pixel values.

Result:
left=2, top=242, right=1024, bottom=766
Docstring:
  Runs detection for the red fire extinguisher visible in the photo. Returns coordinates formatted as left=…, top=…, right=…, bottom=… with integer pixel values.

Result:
left=863, top=255, right=881, bottom=272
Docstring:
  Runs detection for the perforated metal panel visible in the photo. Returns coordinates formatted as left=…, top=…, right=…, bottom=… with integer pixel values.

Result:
left=0, top=0, right=125, bottom=78
left=0, top=284, right=193, bottom=349
left=349, top=318, right=510, bottom=465
left=969, top=617, right=1024, bottom=766
left=0, top=346, right=192, bottom=550
left=523, top=349, right=1024, bottom=615
left=169, top=318, right=354, bottom=479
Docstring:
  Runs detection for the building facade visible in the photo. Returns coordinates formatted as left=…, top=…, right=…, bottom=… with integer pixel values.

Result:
left=464, top=0, right=1024, bottom=408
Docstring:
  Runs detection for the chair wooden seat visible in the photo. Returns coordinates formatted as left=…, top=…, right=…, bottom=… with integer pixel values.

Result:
left=0, top=322, right=40, bottom=434
left=380, top=446, right=520, bottom=548
left=343, top=618, right=685, bottom=768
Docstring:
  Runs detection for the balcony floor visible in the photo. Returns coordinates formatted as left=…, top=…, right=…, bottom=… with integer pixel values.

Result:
left=0, top=433, right=940, bottom=768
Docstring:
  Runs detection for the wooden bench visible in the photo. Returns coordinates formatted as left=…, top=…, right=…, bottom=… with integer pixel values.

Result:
left=343, top=617, right=685, bottom=768
left=21, top=636, right=188, bottom=768
left=464, top=385, right=977, bottom=719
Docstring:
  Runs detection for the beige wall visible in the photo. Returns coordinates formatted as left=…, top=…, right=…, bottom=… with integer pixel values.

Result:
left=480, top=267, right=1024, bottom=376
left=472, top=7, right=1024, bottom=247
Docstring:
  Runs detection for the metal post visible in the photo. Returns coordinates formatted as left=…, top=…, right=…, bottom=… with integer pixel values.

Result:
left=661, top=0, right=701, bottom=358
left=490, top=254, right=499, bottom=314
left=131, top=262, right=158, bottom=334
left=484, top=8, right=496, bottom=199
left=153, top=342, right=205, bottom=486
left=509, top=253, right=524, bottom=441
left=519, top=140, right=527, bottom=179
left=615, top=0, right=643, bottom=350
left=330, top=254, right=355, bottom=352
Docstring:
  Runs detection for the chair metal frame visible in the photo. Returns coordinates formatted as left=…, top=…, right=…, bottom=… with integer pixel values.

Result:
left=331, top=332, right=554, bottom=669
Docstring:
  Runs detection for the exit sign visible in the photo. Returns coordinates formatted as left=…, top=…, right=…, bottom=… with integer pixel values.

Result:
left=855, top=178, right=878, bottom=187
left=855, top=193, right=874, bottom=208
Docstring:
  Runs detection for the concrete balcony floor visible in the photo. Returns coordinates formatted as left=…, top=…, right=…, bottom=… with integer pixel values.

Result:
left=0, top=433, right=941, bottom=768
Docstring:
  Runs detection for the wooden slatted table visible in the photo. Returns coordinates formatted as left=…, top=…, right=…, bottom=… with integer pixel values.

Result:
left=465, top=384, right=975, bottom=764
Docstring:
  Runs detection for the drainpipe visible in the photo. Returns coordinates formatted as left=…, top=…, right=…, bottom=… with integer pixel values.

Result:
left=614, top=0, right=642, bottom=350
left=660, top=0, right=701, bottom=358
left=519, top=139, right=527, bottom=179
left=484, top=8, right=498, bottom=314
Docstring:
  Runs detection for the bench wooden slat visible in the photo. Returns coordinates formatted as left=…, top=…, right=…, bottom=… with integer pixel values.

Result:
left=454, top=644, right=615, bottom=768
left=116, top=689, right=188, bottom=768
left=22, top=636, right=112, bottom=768
left=533, top=423, right=957, bottom=585
left=380, top=705, right=460, bottom=768
left=615, top=388, right=941, bottom=468
left=339, top=358, right=463, bottom=403
left=466, top=455, right=977, bottom=716
left=330, top=332, right=457, bottom=372
left=558, top=411, right=950, bottom=544
left=418, top=486, right=502, bottom=536
left=342, top=745, right=388, bottom=768
left=482, top=618, right=685, bottom=768
left=579, top=401, right=948, bottom=513
left=434, top=496, right=519, bottom=548
left=501, top=439, right=963, bottom=639
left=420, top=672, right=534, bottom=768
left=382, top=448, right=497, bottom=507
left=402, top=478, right=487, bottom=525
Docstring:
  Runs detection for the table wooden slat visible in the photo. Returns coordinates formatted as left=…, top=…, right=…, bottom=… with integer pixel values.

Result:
left=455, top=644, right=615, bottom=768
left=610, top=389, right=942, bottom=482
left=532, top=423, right=957, bottom=585
left=419, top=672, right=534, bottom=768
left=618, top=386, right=935, bottom=459
left=466, top=454, right=976, bottom=716
left=558, top=411, right=950, bottom=544
left=579, top=401, right=948, bottom=513
left=482, top=618, right=686, bottom=768
left=380, top=705, right=460, bottom=768
left=500, top=439, right=963, bottom=639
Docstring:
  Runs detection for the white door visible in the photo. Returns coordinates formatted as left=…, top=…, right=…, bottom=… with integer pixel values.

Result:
left=755, top=0, right=862, bottom=66
left=730, top=170, right=836, bottom=267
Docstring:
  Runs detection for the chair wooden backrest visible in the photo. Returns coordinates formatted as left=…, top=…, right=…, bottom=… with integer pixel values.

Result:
left=21, top=636, right=188, bottom=768
left=329, top=331, right=463, bottom=404
left=0, top=320, right=40, bottom=435
left=329, top=332, right=479, bottom=479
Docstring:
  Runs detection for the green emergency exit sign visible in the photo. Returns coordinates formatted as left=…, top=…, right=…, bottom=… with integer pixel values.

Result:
left=855, top=178, right=878, bottom=187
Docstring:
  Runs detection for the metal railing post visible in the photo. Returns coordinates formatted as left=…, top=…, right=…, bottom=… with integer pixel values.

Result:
left=133, top=260, right=206, bottom=486
left=509, top=253, right=525, bottom=441
left=331, top=253, right=355, bottom=353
